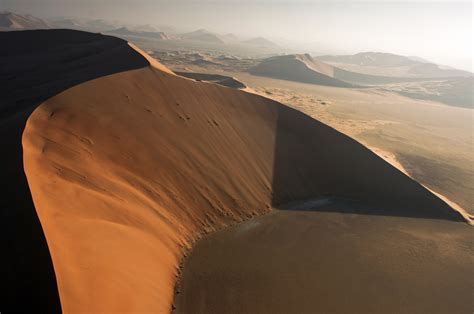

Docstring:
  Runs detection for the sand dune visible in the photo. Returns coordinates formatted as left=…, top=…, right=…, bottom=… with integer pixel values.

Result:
left=23, top=65, right=276, bottom=313
left=16, top=30, right=466, bottom=313
left=250, top=54, right=467, bottom=86
left=249, top=54, right=353, bottom=87
left=0, top=29, right=148, bottom=312
left=0, top=29, right=466, bottom=312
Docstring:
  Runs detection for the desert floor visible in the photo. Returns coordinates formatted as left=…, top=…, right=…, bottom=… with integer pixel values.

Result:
left=174, top=199, right=473, bottom=314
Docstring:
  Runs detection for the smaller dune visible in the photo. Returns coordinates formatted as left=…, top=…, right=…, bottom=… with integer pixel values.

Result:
left=250, top=54, right=467, bottom=86
left=249, top=54, right=353, bottom=87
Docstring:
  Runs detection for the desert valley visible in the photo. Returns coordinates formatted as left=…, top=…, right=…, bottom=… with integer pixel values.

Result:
left=0, top=4, right=472, bottom=314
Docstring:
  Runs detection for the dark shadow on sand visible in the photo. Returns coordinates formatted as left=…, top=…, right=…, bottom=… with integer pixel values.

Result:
left=270, top=104, right=464, bottom=222
left=0, top=29, right=149, bottom=312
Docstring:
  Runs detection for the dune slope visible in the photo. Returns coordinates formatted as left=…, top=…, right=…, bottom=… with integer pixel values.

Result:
left=23, top=66, right=277, bottom=313
left=271, top=103, right=462, bottom=220
left=0, top=29, right=148, bottom=312
left=19, top=30, right=465, bottom=312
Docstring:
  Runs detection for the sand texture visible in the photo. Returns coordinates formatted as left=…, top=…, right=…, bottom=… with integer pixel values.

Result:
left=175, top=202, right=473, bottom=314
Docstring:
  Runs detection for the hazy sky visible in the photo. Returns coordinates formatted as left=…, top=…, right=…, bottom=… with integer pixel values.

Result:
left=2, top=0, right=472, bottom=70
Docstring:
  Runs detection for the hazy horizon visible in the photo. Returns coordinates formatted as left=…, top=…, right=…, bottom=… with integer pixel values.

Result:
left=1, top=0, right=472, bottom=71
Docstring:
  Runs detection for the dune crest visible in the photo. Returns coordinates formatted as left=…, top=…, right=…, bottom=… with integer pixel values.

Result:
left=22, top=34, right=467, bottom=313
left=128, top=42, right=175, bottom=74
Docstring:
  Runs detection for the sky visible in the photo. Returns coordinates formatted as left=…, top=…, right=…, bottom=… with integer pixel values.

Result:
left=1, top=0, right=472, bottom=71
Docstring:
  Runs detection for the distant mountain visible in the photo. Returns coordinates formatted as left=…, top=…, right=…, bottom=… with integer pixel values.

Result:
left=317, top=52, right=472, bottom=78
left=50, top=18, right=116, bottom=32
left=133, top=24, right=158, bottom=32
left=50, top=18, right=83, bottom=29
left=223, top=33, right=238, bottom=40
left=181, top=29, right=225, bottom=44
left=318, top=52, right=420, bottom=67
left=0, top=11, right=51, bottom=31
left=106, top=27, right=169, bottom=40
left=242, top=36, right=277, bottom=48
left=86, top=19, right=115, bottom=31
left=220, top=33, right=239, bottom=43
left=157, top=25, right=178, bottom=35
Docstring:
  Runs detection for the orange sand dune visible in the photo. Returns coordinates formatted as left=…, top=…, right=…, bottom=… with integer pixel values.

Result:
left=23, top=65, right=277, bottom=312
left=19, top=31, right=466, bottom=312
left=0, top=29, right=147, bottom=312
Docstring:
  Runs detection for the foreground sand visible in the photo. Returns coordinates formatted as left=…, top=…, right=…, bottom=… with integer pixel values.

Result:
left=18, top=30, right=467, bottom=312
left=175, top=202, right=472, bottom=314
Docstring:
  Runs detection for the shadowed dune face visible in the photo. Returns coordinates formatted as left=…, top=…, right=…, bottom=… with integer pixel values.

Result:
left=13, top=30, right=467, bottom=312
left=0, top=29, right=148, bottom=312
left=271, top=104, right=463, bottom=221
